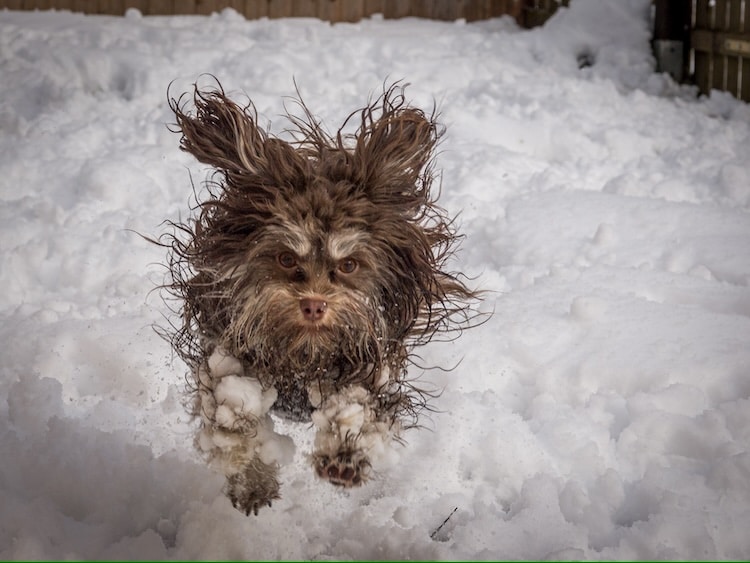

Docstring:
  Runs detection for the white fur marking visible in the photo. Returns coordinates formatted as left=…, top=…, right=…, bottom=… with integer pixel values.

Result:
left=208, top=348, right=244, bottom=377
left=267, top=223, right=312, bottom=257
left=327, top=229, right=368, bottom=261
left=214, top=375, right=277, bottom=418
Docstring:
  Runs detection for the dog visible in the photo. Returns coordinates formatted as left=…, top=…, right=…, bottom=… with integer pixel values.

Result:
left=161, top=80, right=479, bottom=515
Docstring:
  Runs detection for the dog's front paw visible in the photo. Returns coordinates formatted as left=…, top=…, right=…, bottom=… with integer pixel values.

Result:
left=313, top=449, right=370, bottom=487
left=224, top=456, right=281, bottom=516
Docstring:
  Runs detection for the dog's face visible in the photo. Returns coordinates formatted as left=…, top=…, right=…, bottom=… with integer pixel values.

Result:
left=167, top=83, right=476, bottom=389
left=224, top=205, right=390, bottom=378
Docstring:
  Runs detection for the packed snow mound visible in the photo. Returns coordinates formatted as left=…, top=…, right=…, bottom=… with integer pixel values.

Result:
left=1, top=0, right=750, bottom=559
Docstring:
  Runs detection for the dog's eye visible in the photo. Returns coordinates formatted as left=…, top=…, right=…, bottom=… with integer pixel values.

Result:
left=278, top=252, right=297, bottom=269
left=338, top=258, right=358, bottom=275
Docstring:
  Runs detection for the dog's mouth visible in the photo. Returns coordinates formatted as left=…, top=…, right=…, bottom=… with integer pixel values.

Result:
left=228, top=294, right=387, bottom=385
left=297, top=322, right=333, bottom=336
left=230, top=290, right=383, bottom=368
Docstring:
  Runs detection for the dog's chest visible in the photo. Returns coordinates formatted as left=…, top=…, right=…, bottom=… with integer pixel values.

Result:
left=271, top=381, right=315, bottom=422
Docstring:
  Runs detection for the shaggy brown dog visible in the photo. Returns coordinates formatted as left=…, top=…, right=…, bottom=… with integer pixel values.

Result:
left=161, top=80, right=478, bottom=515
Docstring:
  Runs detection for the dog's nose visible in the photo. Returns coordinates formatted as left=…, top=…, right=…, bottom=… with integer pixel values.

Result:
left=300, top=298, right=327, bottom=322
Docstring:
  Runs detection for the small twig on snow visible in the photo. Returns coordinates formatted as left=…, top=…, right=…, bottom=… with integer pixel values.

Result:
left=430, top=506, right=458, bottom=540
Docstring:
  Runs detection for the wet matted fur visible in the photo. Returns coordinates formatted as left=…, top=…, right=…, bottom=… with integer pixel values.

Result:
left=158, top=79, right=480, bottom=515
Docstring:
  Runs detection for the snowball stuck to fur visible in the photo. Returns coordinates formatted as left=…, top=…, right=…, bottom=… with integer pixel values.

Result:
left=214, top=376, right=277, bottom=419
left=207, top=348, right=244, bottom=378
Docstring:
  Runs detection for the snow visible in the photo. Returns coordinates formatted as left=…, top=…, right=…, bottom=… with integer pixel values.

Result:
left=2, top=0, right=750, bottom=558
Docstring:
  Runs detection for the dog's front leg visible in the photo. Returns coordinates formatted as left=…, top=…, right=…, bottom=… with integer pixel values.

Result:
left=194, top=349, right=293, bottom=515
left=308, top=381, right=401, bottom=487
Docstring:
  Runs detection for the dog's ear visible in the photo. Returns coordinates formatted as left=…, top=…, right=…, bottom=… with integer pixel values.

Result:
left=170, top=86, right=305, bottom=188
left=353, top=101, right=440, bottom=206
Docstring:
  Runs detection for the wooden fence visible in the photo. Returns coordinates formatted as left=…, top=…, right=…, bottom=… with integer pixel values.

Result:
left=691, top=0, right=750, bottom=102
left=0, top=0, right=566, bottom=26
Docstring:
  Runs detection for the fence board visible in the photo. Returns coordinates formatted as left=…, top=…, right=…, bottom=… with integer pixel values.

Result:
left=496, top=0, right=521, bottom=21
left=241, top=0, right=267, bottom=18
left=266, top=0, right=291, bottom=17
left=693, top=0, right=713, bottom=95
left=464, top=0, right=488, bottom=22
left=725, top=0, right=741, bottom=96
left=171, top=0, right=194, bottom=14
left=314, top=0, right=332, bottom=20
left=130, top=0, right=146, bottom=12
left=712, top=0, right=727, bottom=90
left=193, top=0, right=215, bottom=14
left=363, top=0, right=383, bottom=17
left=317, top=0, right=362, bottom=21
left=743, top=0, right=750, bottom=100
left=410, top=0, right=432, bottom=19
left=382, top=0, right=409, bottom=18
left=224, top=0, right=242, bottom=14
left=431, top=0, right=461, bottom=21
left=711, top=0, right=729, bottom=90
left=149, top=0, right=173, bottom=14
left=102, top=0, right=124, bottom=15
left=728, top=0, right=742, bottom=32
left=290, top=0, right=314, bottom=17
left=338, top=0, right=365, bottom=22
left=726, top=54, right=739, bottom=95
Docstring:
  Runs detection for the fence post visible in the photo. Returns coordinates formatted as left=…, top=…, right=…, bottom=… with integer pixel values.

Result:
left=653, top=0, right=691, bottom=82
